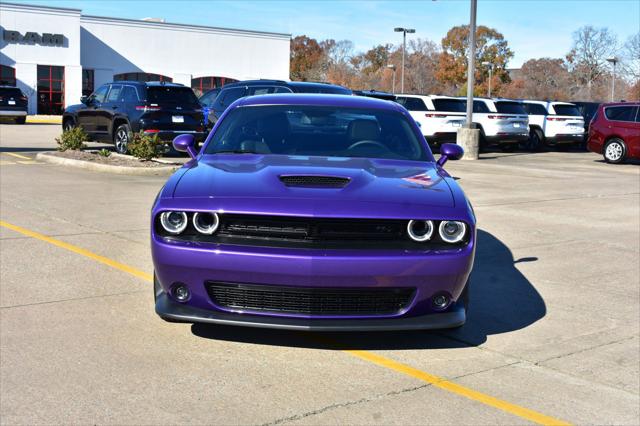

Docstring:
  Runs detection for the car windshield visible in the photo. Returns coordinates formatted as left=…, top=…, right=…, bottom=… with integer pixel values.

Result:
left=495, top=101, right=527, bottom=114
left=204, top=105, right=429, bottom=161
left=146, top=86, right=199, bottom=106
left=553, top=105, right=582, bottom=116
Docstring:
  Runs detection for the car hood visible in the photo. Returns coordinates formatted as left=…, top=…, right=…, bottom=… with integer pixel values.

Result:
left=171, top=154, right=455, bottom=217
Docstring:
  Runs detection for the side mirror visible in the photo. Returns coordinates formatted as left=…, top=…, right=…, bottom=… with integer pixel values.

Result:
left=173, top=134, right=198, bottom=159
left=80, top=95, right=89, bottom=104
left=437, top=143, right=464, bottom=167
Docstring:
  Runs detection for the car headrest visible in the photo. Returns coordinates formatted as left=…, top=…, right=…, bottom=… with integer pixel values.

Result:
left=257, top=112, right=290, bottom=139
left=348, top=119, right=381, bottom=141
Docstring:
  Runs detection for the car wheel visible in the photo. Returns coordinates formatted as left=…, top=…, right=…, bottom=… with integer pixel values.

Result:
left=15, top=116, right=26, bottom=125
left=603, top=138, right=626, bottom=164
left=63, top=118, right=75, bottom=132
left=114, top=123, right=131, bottom=154
left=478, top=129, right=488, bottom=152
left=527, top=128, right=544, bottom=152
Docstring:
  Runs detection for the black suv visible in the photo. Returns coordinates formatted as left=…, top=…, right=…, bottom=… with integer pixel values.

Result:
left=0, top=86, right=28, bottom=124
left=62, top=81, right=206, bottom=154
left=206, top=80, right=352, bottom=126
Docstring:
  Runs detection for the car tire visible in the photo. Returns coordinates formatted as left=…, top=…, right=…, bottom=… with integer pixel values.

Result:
left=603, top=138, right=626, bottom=164
left=478, top=128, right=488, bottom=152
left=63, top=118, right=75, bottom=132
left=15, top=116, right=26, bottom=125
left=114, top=123, right=132, bottom=155
left=527, top=128, right=544, bottom=152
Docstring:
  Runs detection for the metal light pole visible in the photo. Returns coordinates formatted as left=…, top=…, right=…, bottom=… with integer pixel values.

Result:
left=482, top=61, right=493, bottom=97
left=387, top=64, right=397, bottom=94
left=607, top=57, right=618, bottom=101
left=465, top=0, right=477, bottom=128
left=394, top=27, right=415, bottom=93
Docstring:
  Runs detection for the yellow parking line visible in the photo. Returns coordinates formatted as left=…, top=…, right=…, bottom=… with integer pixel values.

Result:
left=16, top=160, right=43, bottom=165
left=0, top=160, right=15, bottom=166
left=0, top=219, right=571, bottom=426
left=0, top=220, right=152, bottom=282
left=3, top=152, right=31, bottom=160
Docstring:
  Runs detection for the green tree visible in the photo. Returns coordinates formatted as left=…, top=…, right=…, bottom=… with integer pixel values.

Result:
left=436, top=25, right=514, bottom=95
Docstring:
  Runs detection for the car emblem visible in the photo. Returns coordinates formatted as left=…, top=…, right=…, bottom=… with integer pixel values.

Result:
left=176, top=106, right=182, bottom=110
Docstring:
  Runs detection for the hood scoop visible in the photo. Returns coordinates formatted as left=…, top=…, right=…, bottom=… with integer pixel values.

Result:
left=279, top=175, right=351, bottom=188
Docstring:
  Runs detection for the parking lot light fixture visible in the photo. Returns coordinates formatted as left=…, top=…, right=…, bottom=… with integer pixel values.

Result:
left=394, top=27, right=415, bottom=93
left=606, top=57, right=619, bottom=101
left=387, top=64, right=397, bottom=94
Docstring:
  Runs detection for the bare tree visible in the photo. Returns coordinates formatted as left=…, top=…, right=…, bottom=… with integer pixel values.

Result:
left=566, top=26, right=618, bottom=99
left=620, top=32, right=640, bottom=82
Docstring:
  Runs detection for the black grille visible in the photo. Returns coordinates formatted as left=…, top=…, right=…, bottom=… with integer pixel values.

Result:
left=205, top=282, right=415, bottom=316
left=279, top=175, right=350, bottom=188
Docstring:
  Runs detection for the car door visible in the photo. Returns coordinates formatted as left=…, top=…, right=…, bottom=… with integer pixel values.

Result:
left=96, top=84, right=123, bottom=136
left=77, top=84, right=109, bottom=134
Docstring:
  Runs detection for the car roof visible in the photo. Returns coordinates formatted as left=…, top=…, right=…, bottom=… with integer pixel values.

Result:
left=235, top=93, right=403, bottom=111
left=397, top=94, right=461, bottom=100
left=601, top=101, right=640, bottom=107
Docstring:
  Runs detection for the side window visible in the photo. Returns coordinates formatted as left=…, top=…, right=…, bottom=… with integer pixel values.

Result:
left=473, top=101, right=490, bottom=113
left=396, top=97, right=428, bottom=111
left=273, top=86, right=293, bottom=93
left=635, top=108, right=640, bottom=123
left=217, top=87, right=246, bottom=108
left=248, top=86, right=273, bottom=96
left=199, top=90, right=218, bottom=106
left=605, top=106, right=637, bottom=122
left=121, top=86, right=139, bottom=103
left=92, top=85, right=110, bottom=104
left=106, top=85, right=123, bottom=102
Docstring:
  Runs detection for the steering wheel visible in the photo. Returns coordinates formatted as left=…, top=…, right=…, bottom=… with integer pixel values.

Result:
left=347, top=140, right=388, bottom=151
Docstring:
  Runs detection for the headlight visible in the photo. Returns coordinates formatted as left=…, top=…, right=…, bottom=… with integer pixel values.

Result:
left=160, top=211, right=188, bottom=234
left=407, top=220, right=434, bottom=242
left=439, top=221, right=466, bottom=243
left=193, top=212, right=219, bottom=235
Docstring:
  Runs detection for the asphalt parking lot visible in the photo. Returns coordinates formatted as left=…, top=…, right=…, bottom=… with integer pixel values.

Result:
left=1, top=123, right=638, bottom=425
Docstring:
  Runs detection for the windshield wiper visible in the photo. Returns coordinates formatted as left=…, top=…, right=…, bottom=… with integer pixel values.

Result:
left=212, top=150, right=261, bottom=154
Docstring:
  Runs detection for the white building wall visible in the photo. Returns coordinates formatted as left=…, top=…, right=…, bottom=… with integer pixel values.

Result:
left=0, top=3, right=82, bottom=113
left=0, top=3, right=290, bottom=114
left=80, top=16, right=290, bottom=83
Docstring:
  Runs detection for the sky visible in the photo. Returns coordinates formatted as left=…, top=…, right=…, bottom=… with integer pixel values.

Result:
left=8, top=0, right=640, bottom=67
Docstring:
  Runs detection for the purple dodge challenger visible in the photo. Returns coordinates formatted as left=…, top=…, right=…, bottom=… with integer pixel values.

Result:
left=151, top=94, right=476, bottom=331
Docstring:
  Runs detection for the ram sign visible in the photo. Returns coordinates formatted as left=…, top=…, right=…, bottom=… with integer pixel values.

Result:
left=3, top=30, right=64, bottom=46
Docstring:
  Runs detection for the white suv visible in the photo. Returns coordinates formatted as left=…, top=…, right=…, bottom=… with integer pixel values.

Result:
left=460, top=97, right=530, bottom=151
left=521, top=101, right=585, bottom=150
left=395, top=95, right=466, bottom=145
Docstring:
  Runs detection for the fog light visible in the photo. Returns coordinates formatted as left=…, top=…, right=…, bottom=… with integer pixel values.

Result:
left=172, top=283, right=190, bottom=302
left=432, top=294, right=450, bottom=310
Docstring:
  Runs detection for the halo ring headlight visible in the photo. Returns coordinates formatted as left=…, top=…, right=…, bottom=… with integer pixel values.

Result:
left=160, top=211, right=188, bottom=234
left=193, top=212, right=220, bottom=235
left=439, top=221, right=466, bottom=243
left=407, top=220, right=434, bottom=242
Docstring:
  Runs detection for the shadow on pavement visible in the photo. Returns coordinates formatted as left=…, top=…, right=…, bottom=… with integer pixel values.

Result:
left=191, top=229, right=546, bottom=350
left=0, top=147, right=53, bottom=153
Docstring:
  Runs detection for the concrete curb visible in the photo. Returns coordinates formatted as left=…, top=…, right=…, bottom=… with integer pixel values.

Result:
left=36, top=152, right=181, bottom=176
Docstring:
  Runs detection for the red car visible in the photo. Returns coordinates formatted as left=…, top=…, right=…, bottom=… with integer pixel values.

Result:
left=587, top=102, right=640, bottom=163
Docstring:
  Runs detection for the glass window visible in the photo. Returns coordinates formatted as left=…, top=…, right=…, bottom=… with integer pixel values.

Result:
left=107, top=85, right=123, bottom=102
left=396, top=97, right=429, bottom=111
left=495, top=101, right=527, bottom=114
left=204, top=105, right=429, bottom=162
left=523, top=103, right=548, bottom=115
left=121, top=86, right=139, bottom=103
left=473, top=101, right=490, bottom=113
left=248, top=86, right=274, bottom=96
left=199, top=89, right=220, bottom=106
left=82, top=69, right=94, bottom=97
left=37, top=65, right=65, bottom=115
left=92, top=85, right=110, bottom=103
left=146, top=86, right=199, bottom=106
left=274, top=87, right=293, bottom=94
left=0, top=87, right=24, bottom=97
left=432, top=99, right=466, bottom=112
left=552, top=104, right=581, bottom=116
left=0, top=65, right=16, bottom=86
left=217, top=87, right=246, bottom=107
left=605, top=106, right=638, bottom=122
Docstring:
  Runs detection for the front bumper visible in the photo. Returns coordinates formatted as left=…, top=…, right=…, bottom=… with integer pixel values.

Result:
left=156, top=287, right=466, bottom=331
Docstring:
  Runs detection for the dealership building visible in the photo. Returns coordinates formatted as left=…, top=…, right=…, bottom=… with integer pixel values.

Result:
left=0, top=2, right=290, bottom=115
